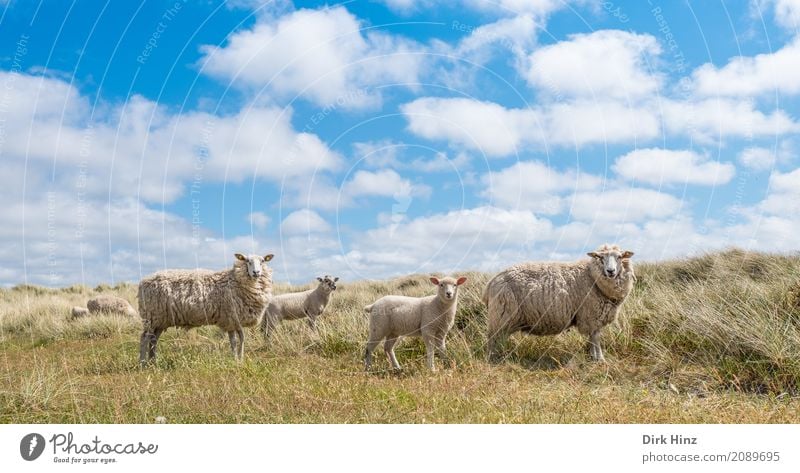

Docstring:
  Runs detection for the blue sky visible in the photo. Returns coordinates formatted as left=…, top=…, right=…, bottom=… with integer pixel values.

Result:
left=1, top=0, right=799, bottom=287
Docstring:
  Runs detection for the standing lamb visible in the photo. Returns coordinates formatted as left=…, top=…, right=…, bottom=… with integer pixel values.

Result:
left=364, top=276, right=467, bottom=372
left=137, top=253, right=274, bottom=364
left=261, top=275, right=339, bottom=341
left=483, top=244, right=634, bottom=362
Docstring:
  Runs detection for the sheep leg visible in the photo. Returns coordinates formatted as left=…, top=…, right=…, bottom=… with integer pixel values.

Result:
left=236, top=328, right=245, bottom=360
left=228, top=331, right=238, bottom=357
left=423, top=337, right=437, bottom=372
left=434, top=337, right=450, bottom=368
left=306, top=314, right=318, bottom=333
left=384, top=337, right=401, bottom=371
left=139, top=331, right=150, bottom=365
left=262, top=313, right=278, bottom=343
left=486, top=327, right=509, bottom=363
left=589, top=330, right=605, bottom=362
left=147, top=328, right=164, bottom=361
left=364, top=339, right=380, bottom=371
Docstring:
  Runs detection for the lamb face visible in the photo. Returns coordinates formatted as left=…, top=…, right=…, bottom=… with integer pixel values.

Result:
left=316, top=275, right=339, bottom=293
left=430, top=276, right=467, bottom=302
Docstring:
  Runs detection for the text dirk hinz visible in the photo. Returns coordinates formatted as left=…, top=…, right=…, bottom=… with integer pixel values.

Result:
left=643, top=434, right=698, bottom=445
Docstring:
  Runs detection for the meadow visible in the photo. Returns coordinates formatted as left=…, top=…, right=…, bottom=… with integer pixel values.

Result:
left=1, top=249, right=799, bottom=423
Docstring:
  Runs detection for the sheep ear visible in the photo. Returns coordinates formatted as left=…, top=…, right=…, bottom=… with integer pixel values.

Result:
left=263, top=254, right=274, bottom=262
left=333, top=277, right=339, bottom=282
left=456, top=277, right=467, bottom=286
left=429, top=277, right=440, bottom=286
left=622, top=250, right=634, bottom=259
left=317, top=277, right=323, bottom=282
left=587, top=252, right=599, bottom=259
left=235, top=253, right=246, bottom=261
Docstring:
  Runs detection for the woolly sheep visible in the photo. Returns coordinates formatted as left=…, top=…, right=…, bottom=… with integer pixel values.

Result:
left=364, top=276, right=467, bottom=371
left=261, top=275, right=339, bottom=340
left=137, top=253, right=274, bottom=363
left=483, top=244, right=635, bottom=362
left=71, top=306, right=89, bottom=319
left=87, top=295, right=138, bottom=317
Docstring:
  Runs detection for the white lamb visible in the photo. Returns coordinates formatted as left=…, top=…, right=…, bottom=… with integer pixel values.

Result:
left=137, top=253, right=274, bottom=363
left=483, top=244, right=635, bottom=362
left=364, top=276, right=467, bottom=371
left=261, top=275, right=339, bottom=340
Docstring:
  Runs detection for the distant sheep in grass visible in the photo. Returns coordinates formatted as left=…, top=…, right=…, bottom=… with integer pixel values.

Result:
left=483, top=244, right=635, bottom=362
left=71, top=306, right=89, bottom=319
left=261, top=275, right=338, bottom=341
left=87, top=295, right=137, bottom=317
left=364, top=276, right=467, bottom=371
left=137, top=253, right=274, bottom=363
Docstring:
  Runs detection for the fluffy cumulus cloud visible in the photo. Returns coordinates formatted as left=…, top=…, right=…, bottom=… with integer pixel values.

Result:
left=526, top=30, right=662, bottom=100
left=280, top=209, right=332, bottom=235
left=754, top=0, right=800, bottom=29
left=691, top=36, right=800, bottom=97
left=738, top=140, right=795, bottom=171
left=613, top=148, right=736, bottom=186
left=199, top=6, right=425, bottom=108
left=0, top=71, right=341, bottom=285
left=482, top=161, right=602, bottom=214
left=402, top=95, right=798, bottom=154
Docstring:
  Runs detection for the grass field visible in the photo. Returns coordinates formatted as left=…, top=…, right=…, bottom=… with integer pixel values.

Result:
left=2, top=249, right=800, bottom=423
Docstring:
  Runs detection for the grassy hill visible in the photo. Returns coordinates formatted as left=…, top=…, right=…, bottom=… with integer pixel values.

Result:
left=2, top=249, right=799, bottom=423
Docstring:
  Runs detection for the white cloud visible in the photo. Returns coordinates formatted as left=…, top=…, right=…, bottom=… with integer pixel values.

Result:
left=0, top=72, right=341, bottom=204
left=662, top=97, right=799, bottom=140
left=692, top=36, right=800, bottom=97
left=342, top=169, right=431, bottom=202
left=738, top=140, right=794, bottom=171
left=401, top=97, right=540, bottom=156
left=526, top=30, right=662, bottom=100
left=342, top=205, right=553, bottom=278
left=569, top=188, right=684, bottom=222
left=247, top=212, right=270, bottom=230
left=199, top=6, right=425, bottom=108
left=280, top=209, right=332, bottom=235
left=753, top=0, right=800, bottom=29
left=482, top=161, right=601, bottom=214
left=613, top=148, right=736, bottom=186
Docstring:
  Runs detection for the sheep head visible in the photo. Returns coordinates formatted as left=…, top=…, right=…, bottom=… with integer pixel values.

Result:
left=316, top=275, right=339, bottom=291
left=587, top=244, right=634, bottom=279
left=234, top=253, right=274, bottom=278
left=430, top=276, right=467, bottom=301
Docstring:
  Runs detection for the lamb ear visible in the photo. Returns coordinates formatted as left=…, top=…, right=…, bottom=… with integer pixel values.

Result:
left=333, top=277, right=339, bottom=282
left=263, top=254, right=274, bottom=262
left=235, top=253, right=247, bottom=261
left=429, top=277, right=440, bottom=286
left=317, top=277, right=323, bottom=282
left=456, top=277, right=467, bottom=286
left=622, top=250, right=634, bottom=259
left=587, top=252, right=599, bottom=259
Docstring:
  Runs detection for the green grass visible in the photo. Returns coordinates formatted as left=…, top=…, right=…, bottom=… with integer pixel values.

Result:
left=2, top=249, right=800, bottom=423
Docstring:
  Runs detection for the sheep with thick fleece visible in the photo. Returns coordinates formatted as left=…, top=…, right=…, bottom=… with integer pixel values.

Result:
left=87, top=295, right=137, bottom=317
left=483, top=244, right=634, bottom=362
left=364, top=276, right=467, bottom=371
left=261, top=275, right=338, bottom=340
left=137, top=253, right=273, bottom=363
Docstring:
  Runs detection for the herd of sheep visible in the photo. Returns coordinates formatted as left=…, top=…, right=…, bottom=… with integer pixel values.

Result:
left=71, top=243, right=636, bottom=370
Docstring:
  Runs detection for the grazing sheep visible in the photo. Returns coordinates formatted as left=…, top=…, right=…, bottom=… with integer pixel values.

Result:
left=71, top=306, right=89, bottom=319
left=483, top=244, right=635, bottom=362
left=261, top=275, right=339, bottom=340
left=137, top=253, right=274, bottom=364
left=364, top=276, right=467, bottom=371
left=87, top=295, right=137, bottom=317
